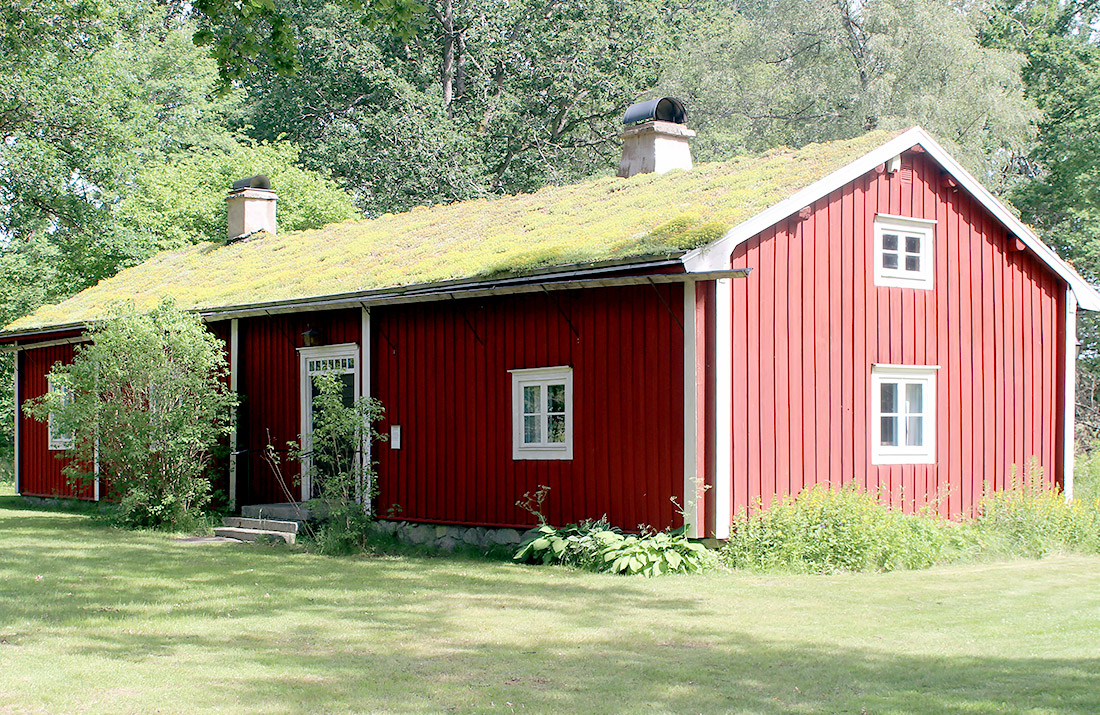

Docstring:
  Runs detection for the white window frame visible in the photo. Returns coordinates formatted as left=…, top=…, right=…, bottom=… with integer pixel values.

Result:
left=46, top=377, right=74, bottom=451
left=870, top=364, right=937, bottom=465
left=510, top=366, right=573, bottom=461
left=873, top=214, right=936, bottom=289
left=298, top=343, right=361, bottom=500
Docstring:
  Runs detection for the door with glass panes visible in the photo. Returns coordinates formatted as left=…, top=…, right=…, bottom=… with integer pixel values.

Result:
left=298, top=344, right=359, bottom=500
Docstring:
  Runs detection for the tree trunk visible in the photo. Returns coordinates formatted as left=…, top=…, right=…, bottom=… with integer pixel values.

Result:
left=433, top=0, right=456, bottom=115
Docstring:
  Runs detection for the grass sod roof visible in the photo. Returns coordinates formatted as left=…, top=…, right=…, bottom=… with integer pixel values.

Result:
left=6, top=129, right=901, bottom=334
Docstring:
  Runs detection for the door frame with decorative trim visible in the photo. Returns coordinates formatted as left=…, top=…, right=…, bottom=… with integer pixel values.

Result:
left=297, top=343, right=361, bottom=500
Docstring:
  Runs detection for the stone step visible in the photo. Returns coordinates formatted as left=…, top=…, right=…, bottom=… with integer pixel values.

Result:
left=221, top=516, right=299, bottom=534
left=213, top=526, right=296, bottom=544
left=241, top=503, right=312, bottom=521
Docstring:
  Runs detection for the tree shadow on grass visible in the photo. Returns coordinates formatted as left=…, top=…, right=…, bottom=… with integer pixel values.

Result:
left=0, top=508, right=699, bottom=636
left=3, top=505, right=1099, bottom=713
left=227, top=638, right=1100, bottom=714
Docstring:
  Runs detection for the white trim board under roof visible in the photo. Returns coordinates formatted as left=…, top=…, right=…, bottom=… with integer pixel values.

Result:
left=0, top=268, right=750, bottom=344
left=682, top=126, right=1100, bottom=311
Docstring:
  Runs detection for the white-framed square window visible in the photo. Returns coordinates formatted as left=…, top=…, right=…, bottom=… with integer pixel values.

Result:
left=510, top=366, right=573, bottom=460
left=870, top=365, right=937, bottom=465
left=47, top=377, right=74, bottom=451
left=874, top=214, right=936, bottom=289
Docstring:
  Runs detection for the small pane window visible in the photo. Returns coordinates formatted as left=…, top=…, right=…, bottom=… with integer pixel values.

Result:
left=511, top=366, right=573, bottom=460
left=524, top=415, right=542, bottom=443
left=523, top=385, right=540, bottom=415
left=871, top=366, right=937, bottom=464
left=880, top=416, right=898, bottom=446
left=874, top=215, right=935, bottom=289
left=880, top=382, right=897, bottom=413
left=47, top=378, right=74, bottom=451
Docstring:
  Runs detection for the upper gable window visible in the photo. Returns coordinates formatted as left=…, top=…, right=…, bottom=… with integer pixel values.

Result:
left=874, top=214, right=936, bottom=290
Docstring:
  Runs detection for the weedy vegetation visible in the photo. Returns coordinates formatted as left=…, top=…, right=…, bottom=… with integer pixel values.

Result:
left=721, top=455, right=1100, bottom=574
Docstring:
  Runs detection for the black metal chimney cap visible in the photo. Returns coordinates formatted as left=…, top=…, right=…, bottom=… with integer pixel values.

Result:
left=622, top=97, right=687, bottom=126
left=231, top=174, right=272, bottom=191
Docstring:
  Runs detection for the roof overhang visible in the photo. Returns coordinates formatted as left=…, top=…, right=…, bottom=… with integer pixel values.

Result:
left=0, top=261, right=750, bottom=348
left=682, top=126, right=1100, bottom=311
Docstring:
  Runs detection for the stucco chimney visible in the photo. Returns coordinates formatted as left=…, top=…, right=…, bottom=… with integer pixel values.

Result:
left=226, top=175, right=276, bottom=241
left=618, top=97, right=695, bottom=179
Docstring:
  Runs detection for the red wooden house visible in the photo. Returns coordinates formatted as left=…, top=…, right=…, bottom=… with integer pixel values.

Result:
left=5, top=109, right=1097, bottom=539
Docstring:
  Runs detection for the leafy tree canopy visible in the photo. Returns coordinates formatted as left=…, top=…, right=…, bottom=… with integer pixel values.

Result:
left=115, top=137, right=361, bottom=250
left=230, top=0, right=668, bottom=215
left=656, top=0, right=1037, bottom=187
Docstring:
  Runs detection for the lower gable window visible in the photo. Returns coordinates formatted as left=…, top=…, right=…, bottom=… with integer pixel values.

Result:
left=510, top=366, right=573, bottom=460
left=870, top=365, right=937, bottom=465
left=47, top=378, right=74, bottom=451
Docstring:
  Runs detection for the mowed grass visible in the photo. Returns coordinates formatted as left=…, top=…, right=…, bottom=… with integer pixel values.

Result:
left=2, top=490, right=1099, bottom=714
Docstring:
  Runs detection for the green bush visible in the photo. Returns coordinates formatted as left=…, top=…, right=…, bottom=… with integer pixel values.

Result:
left=24, top=300, right=237, bottom=531
left=514, top=520, right=717, bottom=576
left=721, top=484, right=953, bottom=573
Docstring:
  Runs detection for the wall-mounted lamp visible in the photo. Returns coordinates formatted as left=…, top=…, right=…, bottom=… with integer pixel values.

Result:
left=301, top=328, right=323, bottom=347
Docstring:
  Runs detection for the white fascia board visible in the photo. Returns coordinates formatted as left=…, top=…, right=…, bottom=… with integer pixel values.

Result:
left=682, top=126, right=1100, bottom=311
left=1063, top=289, right=1078, bottom=501
left=682, top=280, right=702, bottom=538
left=12, top=349, right=19, bottom=495
left=228, top=318, right=239, bottom=509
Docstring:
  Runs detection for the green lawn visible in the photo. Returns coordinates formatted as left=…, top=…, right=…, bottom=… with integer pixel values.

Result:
left=2, top=490, right=1099, bottom=714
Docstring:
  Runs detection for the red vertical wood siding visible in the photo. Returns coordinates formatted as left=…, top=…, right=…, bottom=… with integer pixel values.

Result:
left=729, top=152, right=1066, bottom=519
left=373, top=284, right=685, bottom=530
left=17, top=343, right=89, bottom=498
left=236, top=309, right=361, bottom=505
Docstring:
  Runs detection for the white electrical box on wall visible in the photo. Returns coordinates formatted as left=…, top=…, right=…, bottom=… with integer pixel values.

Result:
left=390, top=425, right=402, bottom=449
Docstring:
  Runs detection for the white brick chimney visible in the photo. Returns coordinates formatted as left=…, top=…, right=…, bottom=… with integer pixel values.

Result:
left=226, top=175, right=276, bottom=241
left=618, top=98, right=695, bottom=179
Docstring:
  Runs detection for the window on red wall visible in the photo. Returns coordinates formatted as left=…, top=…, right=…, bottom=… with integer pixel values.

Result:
left=870, top=365, right=937, bottom=465
left=874, top=214, right=936, bottom=289
left=509, top=366, right=573, bottom=460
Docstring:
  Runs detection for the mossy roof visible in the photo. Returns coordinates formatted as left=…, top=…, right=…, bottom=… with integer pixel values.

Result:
left=6, top=129, right=900, bottom=334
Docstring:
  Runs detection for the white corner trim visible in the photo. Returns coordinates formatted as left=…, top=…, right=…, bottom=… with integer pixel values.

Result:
left=361, top=307, right=372, bottom=512
left=681, top=126, right=1100, bottom=311
left=509, top=366, right=574, bottom=460
left=12, top=349, right=19, bottom=495
left=1063, top=289, right=1078, bottom=500
left=713, top=278, right=733, bottom=539
left=682, top=280, right=702, bottom=538
left=228, top=318, right=239, bottom=509
left=93, top=434, right=100, bottom=502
